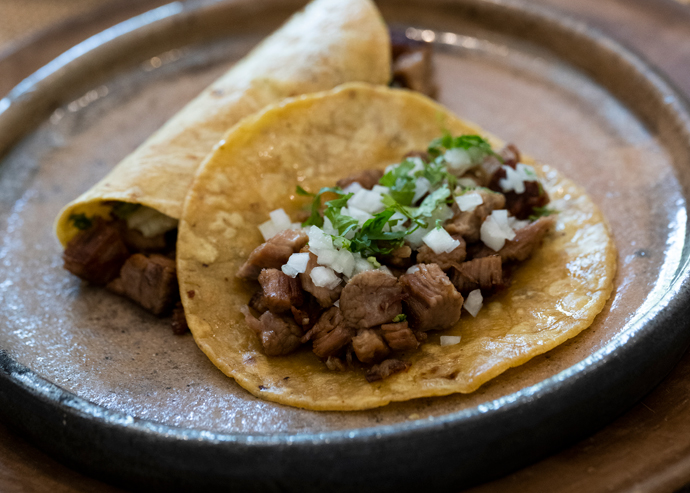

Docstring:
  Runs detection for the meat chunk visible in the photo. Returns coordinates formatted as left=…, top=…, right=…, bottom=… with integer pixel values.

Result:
left=290, top=298, right=321, bottom=330
left=381, top=321, right=419, bottom=351
left=445, top=189, right=505, bottom=243
left=487, top=163, right=549, bottom=220
left=237, top=229, right=308, bottom=280
left=365, top=359, right=410, bottom=382
left=121, top=227, right=169, bottom=253
left=302, top=307, right=354, bottom=359
left=352, top=329, right=390, bottom=364
left=106, top=253, right=178, bottom=315
left=241, top=306, right=303, bottom=356
left=248, top=291, right=269, bottom=314
left=339, top=271, right=404, bottom=329
left=474, top=217, right=555, bottom=263
left=299, top=249, right=343, bottom=307
left=450, top=256, right=503, bottom=294
left=171, top=302, right=189, bottom=335
left=416, top=234, right=466, bottom=270
left=381, top=245, right=413, bottom=269
left=499, top=143, right=521, bottom=168
left=258, top=268, right=303, bottom=313
left=336, top=169, right=384, bottom=190
left=399, top=263, right=463, bottom=332
left=390, top=31, right=437, bottom=98
left=63, top=217, right=130, bottom=285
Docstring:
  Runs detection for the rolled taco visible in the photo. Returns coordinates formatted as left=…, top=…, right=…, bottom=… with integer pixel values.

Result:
left=54, top=0, right=391, bottom=317
left=176, top=83, right=616, bottom=411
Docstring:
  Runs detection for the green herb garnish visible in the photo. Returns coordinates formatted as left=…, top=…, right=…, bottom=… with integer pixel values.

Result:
left=69, top=213, right=92, bottom=230
left=297, top=186, right=350, bottom=228
left=392, top=314, right=407, bottom=323
left=528, top=206, right=558, bottom=221
left=427, top=132, right=499, bottom=164
left=379, top=160, right=417, bottom=205
left=348, top=209, right=409, bottom=256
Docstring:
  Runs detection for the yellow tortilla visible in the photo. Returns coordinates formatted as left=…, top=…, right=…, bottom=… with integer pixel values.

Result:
left=177, top=83, right=617, bottom=411
left=55, top=0, right=390, bottom=246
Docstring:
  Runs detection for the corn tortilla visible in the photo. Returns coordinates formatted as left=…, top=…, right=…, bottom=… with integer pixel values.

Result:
left=177, top=83, right=617, bottom=411
left=55, top=0, right=390, bottom=246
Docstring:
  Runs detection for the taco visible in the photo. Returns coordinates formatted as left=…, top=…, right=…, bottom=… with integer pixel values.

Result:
left=53, top=0, right=393, bottom=319
left=176, top=83, right=616, bottom=411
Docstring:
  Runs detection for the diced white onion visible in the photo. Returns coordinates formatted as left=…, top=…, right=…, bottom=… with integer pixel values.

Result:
left=408, top=157, right=426, bottom=174
left=310, top=266, right=341, bottom=289
left=353, top=254, right=375, bottom=275
left=480, top=210, right=516, bottom=251
left=334, top=300, right=340, bottom=307
left=322, top=216, right=338, bottom=236
left=347, top=189, right=385, bottom=214
left=385, top=211, right=407, bottom=233
left=372, top=185, right=390, bottom=195
left=405, top=205, right=454, bottom=249
left=508, top=217, right=530, bottom=231
left=343, top=182, right=363, bottom=194
left=498, top=163, right=537, bottom=194
left=454, top=192, right=483, bottom=212
left=464, top=289, right=483, bottom=317
left=269, top=209, right=292, bottom=230
left=378, top=265, right=393, bottom=276
left=456, top=178, right=478, bottom=188
left=422, top=228, right=461, bottom=254
left=281, top=252, right=310, bottom=278
left=258, top=208, right=295, bottom=241
left=126, top=206, right=178, bottom=238
left=341, top=206, right=373, bottom=227
left=306, top=225, right=355, bottom=277
left=406, top=265, right=420, bottom=274
left=444, top=148, right=473, bottom=173
left=412, top=177, right=431, bottom=204
left=440, top=335, right=462, bottom=346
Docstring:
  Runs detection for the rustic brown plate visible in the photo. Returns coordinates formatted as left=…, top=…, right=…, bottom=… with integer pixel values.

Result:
left=1, top=0, right=689, bottom=491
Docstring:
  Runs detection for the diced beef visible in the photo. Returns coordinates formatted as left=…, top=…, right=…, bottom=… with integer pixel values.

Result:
left=106, top=253, right=178, bottom=315
left=499, top=144, right=521, bottom=168
left=258, top=268, right=303, bottom=314
left=249, top=291, right=269, bottom=314
left=474, top=217, right=555, bottom=263
left=63, top=217, right=130, bottom=285
left=302, top=307, right=354, bottom=359
left=381, top=245, right=413, bottom=269
left=241, top=306, right=303, bottom=356
left=445, top=189, right=505, bottom=242
left=416, top=234, right=466, bottom=270
left=325, top=356, right=346, bottom=371
left=505, top=181, right=550, bottom=220
left=450, top=256, right=503, bottom=293
left=381, top=321, right=419, bottom=351
left=121, top=227, right=168, bottom=253
left=171, top=302, right=189, bottom=335
left=399, top=263, right=463, bottom=332
left=336, top=169, right=384, bottom=190
left=237, top=229, right=308, bottom=280
left=352, top=329, right=390, bottom=364
left=390, top=30, right=437, bottom=98
left=299, top=249, right=343, bottom=307
left=339, top=271, right=404, bottom=329
left=365, top=359, right=410, bottom=382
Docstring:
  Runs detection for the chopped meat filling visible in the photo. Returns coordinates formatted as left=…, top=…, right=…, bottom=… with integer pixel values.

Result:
left=63, top=217, right=130, bottom=285
left=302, top=307, right=354, bottom=359
left=381, top=320, right=419, bottom=351
left=352, top=329, right=390, bottom=364
left=445, top=190, right=505, bottom=242
left=450, top=256, right=503, bottom=294
left=336, top=169, right=384, bottom=190
left=299, top=248, right=343, bottom=307
left=237, top=229, right=308, bottom=280
left=400, top=263, right=463, bottom=332
left=121, top=227, right=169, bottom=253
left=106, top=253, right=178, bottom=315
left=241, top=306, right=303, bottom=356
left=366, top=359, right=410, bottom=382
left=339, top=270, right=404, bottom=329
left=381, top=245, right=413, bottom=269
left=416, top=234, right=466, bottom=270
left=474, top=217, right=555, bottom=263
left=258, top=268, right=303, bottom=313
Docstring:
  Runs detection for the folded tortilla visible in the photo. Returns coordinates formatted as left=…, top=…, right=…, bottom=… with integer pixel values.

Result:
left=176, top=83, right=617, bottom=411
left=55, top=0, right=390, bottom=246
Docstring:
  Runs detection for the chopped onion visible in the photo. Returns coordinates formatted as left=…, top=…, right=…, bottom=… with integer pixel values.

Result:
left=440, top=335, right=461, bottom=346
left=127, top=206, right=178, bottom=238
left=412, top=177, right=431, bottom=204
left=343, top=182, right=363, bottom=194
left=378, top=265, right=393, bottom=276
left=310, top=266, right=341, bottom=289
left=258, top=208, right=295, bottom=240
left=456, top=178, right=478, bottom=188
left=348, top=189, right=385, bottom=214
left=464, top=289, right=483, bottom=317
left=498, top=163, right=537, bottom=194
left=422, top=228, right=461, bottom=254
left=405, top=205, right=454, bottom=249
left=454, top=192, right=483, bottom=212
left=480, top=210, right=516, bottom=251
left=408, top=157, right=426, bottom=174
left=306, top=225, right=355, bottom=277
left=406, top=265, right=420, bottom=274
left=281, top=252, right=310, bottom=278
left=385, top=211, right=407, bottom=232
left=372, top=185, right=390, bottom=195
left=353, top=254, right=374, bottom=275
left=322, top=216, right=338, bottom=236
left=444, top=148, right=473, bottom=174
left=334, top=300, right=340, bottom=307
left=341, top=206, right=372, bottom=226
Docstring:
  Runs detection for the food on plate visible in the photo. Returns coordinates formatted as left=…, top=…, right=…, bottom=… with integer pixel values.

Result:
left=176, top=83, right=617, bottom=410
left=53, top=0, right=393, bottom=319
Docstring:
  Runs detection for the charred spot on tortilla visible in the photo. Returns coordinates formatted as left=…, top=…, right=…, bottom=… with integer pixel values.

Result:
left=176, top=83, right=616, bottom=411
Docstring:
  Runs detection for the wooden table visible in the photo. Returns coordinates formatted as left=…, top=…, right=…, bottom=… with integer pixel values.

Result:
left=1, top=0, right=689, bottom=491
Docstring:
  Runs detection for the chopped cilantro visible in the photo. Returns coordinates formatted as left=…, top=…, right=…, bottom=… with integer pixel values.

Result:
left=297, top=186, right=350, bottom=228
left=111, top=202, right=140, bottom=219
left=324, top=194, right=357, bottom=236
left=427, top=132, right=499, bottom=163
left=349, top=209, right=408, bottom=256
left=392, top=314, right=407, bottom=323
left=69, top=213, right=92, bottom=230
left=367, top=256, right=381, bottom=268
left=379, top=160, right=417, bottom=205
left=528, top=206, right=558, bottom=221
left=412, top=184, right=451, bottom=221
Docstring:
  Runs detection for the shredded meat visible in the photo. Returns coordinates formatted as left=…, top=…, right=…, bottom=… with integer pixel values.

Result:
left=381, top=321, right=419, bottom=351
left=339, top=271, right=404, bottom=329
left=299, top=248, right=343, bottom=307
left=450, top=256, right=503, bottom=293
left=416, top=234, right=466, bottom=270
left=390, top=30, right=437, bottom=98
left=241, top=306, right=303, bottom=356
left=445, top=189, right=505, bottom=243
left=352, top=329, right=390, bottom=364
left=302, top=307, right=354, bottom=359
left=171, top=302, right=189, bottom=335
left=63, top=217, right=130, bottom=285
left=106, top=253, right=178, bottom=315
left=399, top=263, right=463, bottom=332
left=336, top=169, right=384, bottom=190
left=474, top=217, right=555, bottom=263
left=366, top=359, right=410, bottom=382
left=258, top=268, right=303, bottom=313
left=237, top=229, right=308, bottom=280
